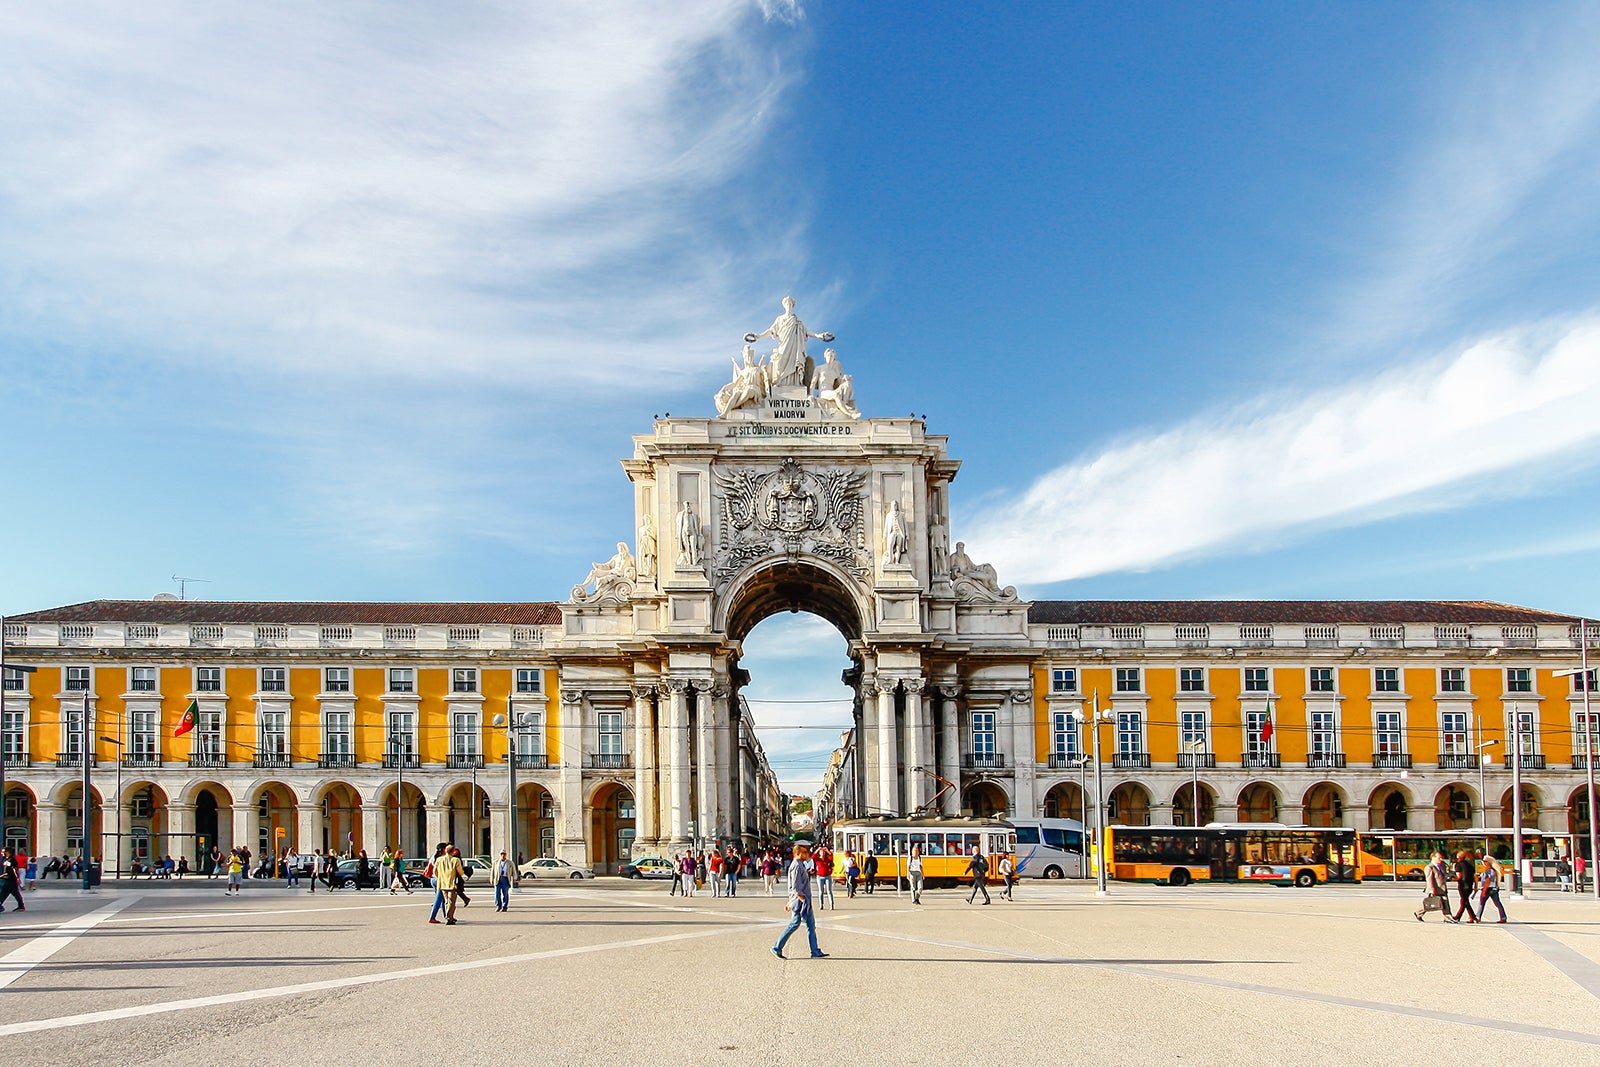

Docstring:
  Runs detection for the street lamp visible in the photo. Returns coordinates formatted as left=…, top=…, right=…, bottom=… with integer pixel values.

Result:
left=1510, top=700, right=1526, bottom=899
left=1072, top=693, right=1115, bottom=897
left=493, top=709, right=534, bottom=880
left=387, top=732, right=407, bottom=855
left=99, top=731, right=124, bottom=879
left=1475, top=739, right=1497, bottom=863
left=1555, top=625, right=1598, bottom=900
left=1184, top=737, right=1205, bottom=827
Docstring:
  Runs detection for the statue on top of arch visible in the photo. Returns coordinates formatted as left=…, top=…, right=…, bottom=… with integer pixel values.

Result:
left=712, top=296, right=858, bottom=419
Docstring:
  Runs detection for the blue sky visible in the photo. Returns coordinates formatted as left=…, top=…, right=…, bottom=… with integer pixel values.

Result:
left=5, top=2, right=1600, bottom=793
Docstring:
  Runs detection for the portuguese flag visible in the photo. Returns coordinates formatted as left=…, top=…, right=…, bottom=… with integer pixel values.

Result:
left=174, top=699, right=198, bottom=737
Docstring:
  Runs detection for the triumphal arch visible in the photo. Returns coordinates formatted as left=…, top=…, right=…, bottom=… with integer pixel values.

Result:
left=560, top=297, right=1035, bottom=853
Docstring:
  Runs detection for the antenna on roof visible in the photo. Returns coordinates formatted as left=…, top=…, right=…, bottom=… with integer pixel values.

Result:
left=171, top=575, right=212, bottom=601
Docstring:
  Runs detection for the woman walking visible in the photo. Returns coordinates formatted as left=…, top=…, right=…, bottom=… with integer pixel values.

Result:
left=845, top=853, right=861, bottom=898
left=1478, top=855, right=1508, bottom=923
left=1451, top=850, right=1481, bottom=924
left=907, top=844, right=924, bottom=905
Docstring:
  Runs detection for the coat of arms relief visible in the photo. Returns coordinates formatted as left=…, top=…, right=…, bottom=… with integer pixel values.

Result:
left=711, top=457, right=870, bottom=588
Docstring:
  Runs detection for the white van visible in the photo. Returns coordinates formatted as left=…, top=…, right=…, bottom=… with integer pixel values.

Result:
left=1010, top=817, right=1084, bottom=879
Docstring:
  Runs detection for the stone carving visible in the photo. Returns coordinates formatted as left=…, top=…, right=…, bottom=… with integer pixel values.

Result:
left=1010, top=689, right=1033, bottom=705
left=572, top=542, right=636, bottom=603
left=744, top=295, right=833, bottom=388
left=811, top=348, right=860, bottom=419
left=929, top=512, right=949, bottom=578
left=947, top=541, right=1018, bottom=603
left=903, top=677, right=926, bottom=694
left=712, top=457, right=868, bottom=586
left=637, top=514, right=656, bottom=578
left=714, top=344, right=770, bottom=416
left=664, top=677, right=691, bottom=694
left=939, top=684, right=963, bottom=700
left=882, top=500, right=908, bottom=568
left=676, top=501, right=704, bottom=569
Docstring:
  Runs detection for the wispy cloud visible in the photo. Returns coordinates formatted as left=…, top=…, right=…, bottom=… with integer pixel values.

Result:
left=0, top=2, right=808, bottom=386
left=968, top=319, right=1600, bottom=585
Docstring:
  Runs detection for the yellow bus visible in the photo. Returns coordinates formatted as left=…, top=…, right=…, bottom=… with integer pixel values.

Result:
left=1098, top=824, right=1360, bottom=887
left=1355, top=830, right=1572, bottom=881
left=831, top=816, right=1015, bottom=888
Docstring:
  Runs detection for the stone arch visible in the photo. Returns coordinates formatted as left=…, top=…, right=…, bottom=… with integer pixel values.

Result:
left=516, top=781, right=558, bottom=860
left=246, top=781, right=299, bottom=859
left=118, top=780, right=171, bottom=872
left=1501, top=784, right=1542, bottom=828
left=175, top=777, right=234, bottom=808
left=314, top=781, right=364, bottom=855
left=1569, top=786, right=1594, bottom=860
left=1369, top=782, right=1412, bottom=831
left=437, top=780, right=491, bottom=856
left=189, top=784, right=230, bottom=860
left=1107, top=782, right=1151, bottom=826
left=2, top=782, right=38, bottom=853
left=719, top=558, right=868, bottom=644
left=962, top=780, right=1009, bottom=819
left=1236, top=781, right=1280, bottom=823
left=1302, top=782, right=1346, bottom=828
left=51, top=782, right=104, bottom=857
left=1043, top=781, right=1085, bottom=821
left=589, top=781, right=636, bottom=875
left=379, top=780, right=429, bottom=859
left=1172, top=781, right=1216, bottom=826
left=1432, top=783, right=1476, bottom=831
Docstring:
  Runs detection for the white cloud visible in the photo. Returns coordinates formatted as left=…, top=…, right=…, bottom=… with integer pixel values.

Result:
left=966, top=319, right=1600, bottom=585
left=0, top=2, right=807, bottom=386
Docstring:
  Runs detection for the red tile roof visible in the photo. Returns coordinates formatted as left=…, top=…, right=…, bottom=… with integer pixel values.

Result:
left=1026, top=600, right=1580, bottom=626
left=4, top=600, right=561, bottom=626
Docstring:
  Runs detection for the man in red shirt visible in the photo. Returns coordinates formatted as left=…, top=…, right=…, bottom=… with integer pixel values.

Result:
left=813, top=846, right=835, bottom=910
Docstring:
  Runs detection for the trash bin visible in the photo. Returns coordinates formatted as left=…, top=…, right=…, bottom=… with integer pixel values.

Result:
left=89, top=863, right=102, bottom=887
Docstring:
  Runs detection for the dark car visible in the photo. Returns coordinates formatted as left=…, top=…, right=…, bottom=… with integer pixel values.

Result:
left=327, top=857, right=428, bottom=890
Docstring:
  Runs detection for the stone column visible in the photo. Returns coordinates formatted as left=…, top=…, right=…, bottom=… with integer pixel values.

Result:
left=665, top=679, right=691, bottom=847
left=297, top=797, right=321, bottom=856
left=168, top=803, right=196, bottom=868
left=877, top=682, right=899, bottom=815
left=695, top=686, right=718, bottom=844
left=361, top=803, right=384, bottom=854
left=37, top=802, right=65, bottom=862
left=425, top=802, right=448, bottom=851
left=939, top=685, right=962, bottom=815
left=1011, top=688, right=1038, bottom=818
left=904, top=678, right=927, bottom=812
left=232, top=801, right=254, bottom=858
left=859, top=682, right=878, bottom=815
left=488, top=802, right=509, bottom=858
left=632, top=686, right=658, bottom=849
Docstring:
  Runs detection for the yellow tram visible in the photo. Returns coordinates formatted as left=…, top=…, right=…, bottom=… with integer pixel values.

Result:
left=830, top=816, right=1016, bottom=888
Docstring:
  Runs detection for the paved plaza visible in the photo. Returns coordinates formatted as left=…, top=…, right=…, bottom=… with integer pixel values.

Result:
left=5, top=880, right=1600, bottom=1064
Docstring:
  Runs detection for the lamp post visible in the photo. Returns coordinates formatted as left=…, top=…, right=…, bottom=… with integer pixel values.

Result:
left=493, top=708, right=531, bottom=880
left=1510, top=700, right=1526, bottom=899
left=0, top=624, right=39, bottom=849
left=80, top=689, right=93, bottom=892
left=1184, top=737, right=1205, bottom=827
left=99, top=729, right=124, bottom=879
left=1073, top=693, right=1113, bottom=897
left=1555, top=624, right=1598, bottom=899
left=1476, top=738, right=1497, bottom=863
left=388, top=732, right=406, bottom=855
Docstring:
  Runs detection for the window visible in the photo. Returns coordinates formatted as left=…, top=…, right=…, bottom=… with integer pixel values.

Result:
left=1309, top=668, right=1335, bottom=693
left=1310, top=711, right=1337, bottom=755
left=1180, top=710, right=1207, bottom=754
left=129, top=666, right=157, bottom=692
left=195, top=667, right=222, bottom=693
left=1440, top=668, right=1466, bottom=693
left=1574, top=669, right=1599, bottom=693
left=387, top=668, right=414, bottom=693
left=1375, top=711, right=1402, bottom=755
left=65, top=666, right=91, bottom=692
left=1051, top=712, right=1078, bottom=758
left=1515, top=709, right=1537, bottom=754
left=1506, top=668, right=1532, bottom=693
left=1244, top=710, right=1273, bottom=756
left=259, top=711, right=287, bottom=756
left=1374, top=668, right=1400, bottom=693
left=388, top=712, right=416, bottom=758
left=515, top=668, right=543, bottom=694
left=3, top=667, right=27, bottom=691
left=1440, top=711, right=1467, bottom=755
left=598, top=711, right=623, bottom=761
left=1, top=710, right=23, bottom=762
left=452, top=668, right=478, bottom=694
left=1179, top=668, right=1205, bottom=693
left=324, top=711, right=352, bottom=757
left=64, top=709, right=83, bottom=756
left=452, top=711, right=479, bottom=756
left=1114, top=668, right=1141, bottom=693
left=971, top=711, right=996, bottom=756
left=1116, top=711, right=1143, bottom=755
left=513, top=712, right=544, bottom=758
left=324, top=667, right=351, bottom=693
left=1243, top=668, right=1269, bottom=693
left=196, top=710, right=222, bottom=758
left=130, top=710, right=157, bottom=760
left=1576, top=711, right=1600, bottom=762
left=1049, top=668, right=1077, bottom=694
left=260, top=668, right=286, bottom=693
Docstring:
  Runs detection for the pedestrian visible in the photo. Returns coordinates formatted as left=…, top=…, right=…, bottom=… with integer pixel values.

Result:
left=1451, top=849, right=1480, bottom=924
left=284, top=851, right=300, bottom=889
left=1557, top=854, right=1573, bottom=891
left=1478, top=856, right=1508, bottom=923
left=225, top=848, right=245, bottom=896
left=1577, top=853, right=1589, bottom=893
left=696, top=851, right=708, bottom=891
left=379, top=846, right=394, bottom=892
left=433, top=846, right=465, bottom=925
left=0, top=848, right=25, bottom=912
left=999, top=852, right=1017, bottom=900
left=724, top=848, right=739, bottom=897
left=1417, top=851, right=1452, bottom=922
left=908, top=844, right=924, bottom=905
left=709, top=850, right=723, bottom=897
left=770, top=843, right=827, bottom=960
left=493, top=850, right=513, bottom=911
left=450, top=847, right=472, bottom=910
left=845, top=853, right=860, bottom=898
left=814, top=846, right=835, bottom=909
left=24, top=851, right=38, bottom=890
left=681, top=853, right=698, bottom=897
left=966, top=848, right=991, bottom=905
left=862, top=850, right=878, bottom=894
left=176, top=855, right=190, bottom=879
left=427, top=845, right=448, bottom=922
left=393, top=848, right=414, bottom=894
left=762, top=851, right=778, bottom=895
left=355, top=849, right=371, bottom=891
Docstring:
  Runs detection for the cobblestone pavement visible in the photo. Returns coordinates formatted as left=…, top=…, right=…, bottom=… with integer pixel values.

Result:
left=4, top=879, right=1600, bottom=1065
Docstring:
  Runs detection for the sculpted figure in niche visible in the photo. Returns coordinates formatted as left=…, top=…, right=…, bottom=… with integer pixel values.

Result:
left=929, top=512, right=949, bottom=578
left=812, top=348, right=861, bottom=419
left=676, top=501, right=704, bottom=567
left=882, top=499, right=908, bottom=567
left=745, top=295, right=833, bottom=388
left=637, top=514, right=656, bottom=577
left=714, top=344, right=770, bottom=416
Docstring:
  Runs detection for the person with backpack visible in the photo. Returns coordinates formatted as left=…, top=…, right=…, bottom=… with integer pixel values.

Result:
left=1477, top=855, right=1508, bottom=923
left=844, top=853, right=861, bottom=898
left=966, top=848, right=991, bottom=905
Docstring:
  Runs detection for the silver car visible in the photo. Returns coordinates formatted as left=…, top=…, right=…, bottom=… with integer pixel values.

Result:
left=517, top=856, right=595, bottom=880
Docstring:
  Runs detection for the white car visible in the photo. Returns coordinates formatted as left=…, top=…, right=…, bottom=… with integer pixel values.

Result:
left=517, top=856, right=595, bottom=880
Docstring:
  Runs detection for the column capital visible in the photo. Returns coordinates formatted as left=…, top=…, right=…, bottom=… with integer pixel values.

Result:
left=1010, top=689, right=1034, bottom=705
left=631, top=684, right=658, bottom=700
left=902, top=677, right=926, bottom=695
left=561, top=689, right=584, bottom=706
left=711, top=685, right=730, bottom=699
left=939, top=684, right=963, bottom=700
left=664, top=677, right=691, bottom=695
left=859, top=682, right=879, bottom=698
